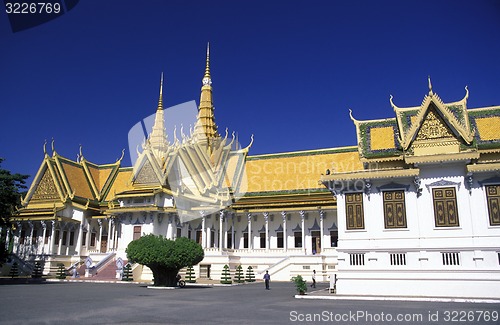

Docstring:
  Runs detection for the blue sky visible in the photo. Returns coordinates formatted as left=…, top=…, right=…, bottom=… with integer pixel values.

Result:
left=1, top=0, right=500, bottom=183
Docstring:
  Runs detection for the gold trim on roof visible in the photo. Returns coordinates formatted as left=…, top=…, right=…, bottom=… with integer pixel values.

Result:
left=321, top=168, right=420, bottom=182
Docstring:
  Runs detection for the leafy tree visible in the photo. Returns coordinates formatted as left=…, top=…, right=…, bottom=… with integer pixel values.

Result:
left=126, top=235, right=204, bottom=287
left=0, top=158, right=29, bottom=265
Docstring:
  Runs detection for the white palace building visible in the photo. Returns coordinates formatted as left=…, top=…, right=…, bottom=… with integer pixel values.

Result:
left=6, top=48, right=500, bottom=299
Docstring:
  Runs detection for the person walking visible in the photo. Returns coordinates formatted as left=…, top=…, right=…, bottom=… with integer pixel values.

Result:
left=311, top=270, right=316, bottom=288
left=263, top=270, right=270, bottom=290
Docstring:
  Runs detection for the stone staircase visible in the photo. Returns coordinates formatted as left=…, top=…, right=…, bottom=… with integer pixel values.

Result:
left=91, top=261, right=118, bottom=280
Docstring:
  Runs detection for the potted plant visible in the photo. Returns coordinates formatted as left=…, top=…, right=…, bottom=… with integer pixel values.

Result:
left=291, top=275, right=307, bottom=295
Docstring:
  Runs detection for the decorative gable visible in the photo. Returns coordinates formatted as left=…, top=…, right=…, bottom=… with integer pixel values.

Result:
left=134, top=158, right=161, bottom=185
left=414, top=108, right=455, bottom=141
left=31, top=169, right=60, bottom=201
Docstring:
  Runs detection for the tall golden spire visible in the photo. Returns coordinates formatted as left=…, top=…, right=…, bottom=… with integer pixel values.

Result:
left=149, top=73, right=168, bottom=160
left=194, top=43, right=219, bottom=152
left=203, top=42, right=212, bottom=85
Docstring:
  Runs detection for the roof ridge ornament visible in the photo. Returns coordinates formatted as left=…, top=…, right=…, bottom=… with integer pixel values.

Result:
left=349, top=109, right=358, bottom=123
left=428, top=75, right=433, bottom=95
left=78, top=144, right=83, bottom=163
left=389, top=94, right=399, bottom=111
left=51, top=138, right=56, bottom=157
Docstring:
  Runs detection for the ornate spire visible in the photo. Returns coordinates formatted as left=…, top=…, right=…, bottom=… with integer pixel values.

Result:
left=157, top=72, right=164, bottom=110
left=203, top=42, right=212, bottom=86
left=428, top=75, right=433, bottom=95
left=193, top=43, right=219, bottom=152
left=148, top=73, right=169, bottom=161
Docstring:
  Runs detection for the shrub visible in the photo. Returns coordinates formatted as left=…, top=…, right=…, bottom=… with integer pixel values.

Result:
left=291, top=275, right=307, bottom=294
left=122, top=263, right=133, bottom=281
left=9, top=262, right=19, bottom=278
left=220, top=264, right=232, bottom=284
left=245, top=266, right=255, bottom=282
left=31, top=261, right=43, bottom=278
left=56, top=263, right=66, bottom=279
left=185, top=265, right=196, bottom=283
left=234, top=265, right=244, bottom=283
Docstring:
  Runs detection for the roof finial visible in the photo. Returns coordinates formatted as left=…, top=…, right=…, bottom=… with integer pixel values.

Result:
left=79, top=144, right=83, bottom=162
left=202, top=42, right=212, bottom=86
left=428, top=75, right=433, bottom=95
left=158, top=72, right=164, bottom=110
left=51, top=138, right=56, bottom=156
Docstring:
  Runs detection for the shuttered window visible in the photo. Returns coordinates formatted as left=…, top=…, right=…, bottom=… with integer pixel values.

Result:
left=432, top=187, right=459, bottom=227
left=345, top=193, right=364, bottom=230
left=383, top=190, right=407, bottom=228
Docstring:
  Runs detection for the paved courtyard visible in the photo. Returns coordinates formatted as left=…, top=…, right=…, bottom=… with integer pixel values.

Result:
left=0, top=280, right=498, bottom=324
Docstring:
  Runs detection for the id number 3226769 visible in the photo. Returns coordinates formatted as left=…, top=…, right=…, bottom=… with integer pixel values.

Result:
left=5, top=2, right=61, bottom=14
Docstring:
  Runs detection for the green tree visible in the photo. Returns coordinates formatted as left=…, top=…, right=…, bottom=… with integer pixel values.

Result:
left=31, top=261, right=43, bottom=278
left=0, top=158, right=29, bottom=265
left=56, top=263, right=66, bottom=279
left=9, top=262, right=19, bottom=278
left=126, top=235, right=204, bottom=287
left=122, top=263, right=133, bottom=281
left=185, top=265, right=196, bottom=283
left=234, top=264, right=244, bottom=283
left=245, top=266, right=255, bottom=282
left=220, top=264, right=232, bottom=284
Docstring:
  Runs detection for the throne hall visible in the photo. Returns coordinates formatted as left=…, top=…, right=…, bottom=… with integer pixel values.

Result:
left=8, top=47, right=500, bottom=298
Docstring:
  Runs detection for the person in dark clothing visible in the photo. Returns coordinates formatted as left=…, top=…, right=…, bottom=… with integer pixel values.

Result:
left=263, top=271, right=270, bottom=290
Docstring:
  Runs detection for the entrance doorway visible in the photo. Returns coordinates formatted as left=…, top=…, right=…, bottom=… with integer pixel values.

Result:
left=199, top=264, right=211, bottom=278
left=100, top=235, right=108, bottom=253
left=311, top=231, right=321, bottom=254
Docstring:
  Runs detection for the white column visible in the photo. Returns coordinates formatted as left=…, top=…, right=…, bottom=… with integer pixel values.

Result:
left=41, top=221, right=47, bottom=255
left=263, top=212, right=269, bottom=252
left=281, top=211, right=287, bottom=252
left=108, top=218, right=113, bottom=252
left=247, top=213, right=252, bottom=250
left=28, top=221, right=34, bottom=254
left=49, top=221, right=56, bottom=255
left=201, top=215, right=206, bottom=249
left=15, top=222, right=22, bottom=254
left=207, top=224, right=212, bottom=248
left=57, top=224, right=63, bottom=255
left=75, top=224, right=83, bottom=256
left=97, top=219, right=103, bottom=252
left=224, top=213, right=229, bottom=249
left=319, top=209, right=325, bottom=254
left=5, top=227, right=10, bottom=251
left=300, top=210, right=306, bottom=254
left=231, top=216, right=235, bottom=249
left=85, top=223, right=91, bottom=251
left=219, top=210, right=224, bottom=251
left=113, top=219, right=119, bottom=250
left=65, top=225, right=71, bottom=255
